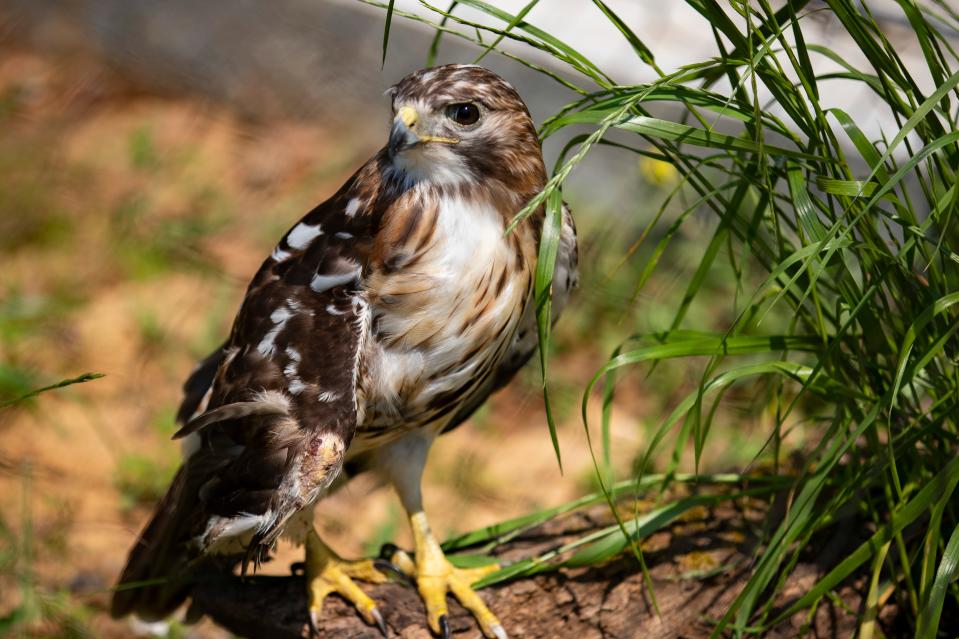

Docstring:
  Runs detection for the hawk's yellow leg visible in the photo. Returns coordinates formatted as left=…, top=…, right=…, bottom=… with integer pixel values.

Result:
left=305, top=528, right=388, bottom=636
left=389, top=512, right=505, bottom=639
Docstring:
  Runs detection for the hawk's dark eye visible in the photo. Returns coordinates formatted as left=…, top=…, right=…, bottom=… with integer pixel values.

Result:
left=446, top=103, right=480, bottom=126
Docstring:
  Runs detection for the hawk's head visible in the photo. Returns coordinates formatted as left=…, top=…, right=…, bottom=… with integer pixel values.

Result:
left=385, top=65, right=545, bottom=193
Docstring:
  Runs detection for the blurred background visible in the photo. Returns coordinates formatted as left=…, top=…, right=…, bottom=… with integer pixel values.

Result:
left=0, top=1, right=943, bottom=637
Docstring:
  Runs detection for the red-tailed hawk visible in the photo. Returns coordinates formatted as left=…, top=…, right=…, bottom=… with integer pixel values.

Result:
left=111, top=64, right=578, bottom=639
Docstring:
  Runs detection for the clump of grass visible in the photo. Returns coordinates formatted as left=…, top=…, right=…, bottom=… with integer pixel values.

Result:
left=377, top=1, right=959, bottom=636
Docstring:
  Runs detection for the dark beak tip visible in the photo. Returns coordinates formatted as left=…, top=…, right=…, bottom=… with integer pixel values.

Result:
left=388, top=120, right=419, bottom=156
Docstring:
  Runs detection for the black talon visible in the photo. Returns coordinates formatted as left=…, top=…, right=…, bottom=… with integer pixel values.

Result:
left=308, top=609, right=321, bottom=637
left=374, top=558, right=397, bottom=572
left=374, top=557, right=411, bottom=581
left=439, top=614, right=451, bottom=639
left=373, top=608, right=389, bottom=638
left=379, top=542, right=400, bottom=560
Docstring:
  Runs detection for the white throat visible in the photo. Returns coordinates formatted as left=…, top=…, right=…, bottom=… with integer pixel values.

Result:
left=390, top=146, right=474, bottom=188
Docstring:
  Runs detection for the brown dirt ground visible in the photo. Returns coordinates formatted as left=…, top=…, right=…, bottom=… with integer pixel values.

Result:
left=191, top=500, right=876, bottom=639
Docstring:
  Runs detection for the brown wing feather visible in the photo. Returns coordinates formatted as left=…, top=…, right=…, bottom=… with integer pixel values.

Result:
left=171, top=397, right=290, bottom=440
left=110, top=466, right=211, bottom=619
left=111, top=160, right=393, bottom=619
left=174, top=345, right=225, bottom=425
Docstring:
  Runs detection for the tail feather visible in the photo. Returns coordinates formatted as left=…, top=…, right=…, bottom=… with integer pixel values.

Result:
left=111, top=467, right=200, bottom=620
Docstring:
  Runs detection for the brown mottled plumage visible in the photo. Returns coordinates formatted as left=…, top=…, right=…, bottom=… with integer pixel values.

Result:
left=112, top=65, right=578, bottom=637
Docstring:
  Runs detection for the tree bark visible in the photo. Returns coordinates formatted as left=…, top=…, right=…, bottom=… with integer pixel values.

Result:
left=190, top=502, right=882, bottom=638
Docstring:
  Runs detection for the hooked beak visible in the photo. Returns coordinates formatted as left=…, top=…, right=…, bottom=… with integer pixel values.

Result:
left=388, top=106, right=420, bottom=156
left=388, top=105, right=459, bottom=157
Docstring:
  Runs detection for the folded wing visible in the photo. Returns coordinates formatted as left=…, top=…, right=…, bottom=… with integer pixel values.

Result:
left=111, top=173, right=379, bottom=620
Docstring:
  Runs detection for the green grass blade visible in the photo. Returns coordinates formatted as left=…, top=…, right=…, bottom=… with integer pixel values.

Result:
left=534, top=189, right=565, bottom=471
left=550, top=111, right=824, bottom=160
left=0, top=372, right=104, bottom=409
left=589, top=0, right=656, bottom=67
left=474, top=484, right=783, bottom=588
left=426, top=1, right=459, bottom=67
left=787, top=161, right=827, bottom=242
left=860, top=540, right=891, bottom=639
left=891, top=292, right=959, bottom=405
left=472, top=0, right=539, bottom=64
left=916, top=522, right=959, bottom=639
left=815, top=177, right=878, bottom=197
left=381, top=0, right=396, bottom=67
left=861, top=68, right=959, bottom=186
left=452, top=0, right=614, bottom=84
left=767, top=454, right=959, bottom=627
left=586, top=335, right=822, bottom=385
left=442, top=473, right=793, bottom=554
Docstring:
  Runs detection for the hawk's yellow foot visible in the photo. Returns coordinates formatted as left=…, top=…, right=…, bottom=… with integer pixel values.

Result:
left=304, top=528, right=388, bottom=637
left=389, top=512, right=505, bottom=639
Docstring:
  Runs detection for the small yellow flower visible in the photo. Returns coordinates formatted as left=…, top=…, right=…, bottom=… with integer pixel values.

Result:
left=639, top=157, right=679, bottom=186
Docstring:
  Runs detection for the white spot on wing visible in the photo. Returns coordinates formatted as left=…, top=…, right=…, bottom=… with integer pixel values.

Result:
left=288, top=379, right=306, bottom=394
left=130, top=619, right=170, bottom=636
left=271, top=246, right=292, bottom=261
left=344, top=198, right=361, bottom=218
left=318, top=390, right=341, bottom=403
left=283, top=356, right=304, bottom=394
left=335, top=231, right=353, bottom=239
left=286, top=223, right=323, bottom=250
left=201, top=512, right=270, bottom=554
left=258, top=305, right=295, bottom=357
left=326, top=304, right=346, bottom=315
left=310, top=268, right=359, bottom=294
left=271, top=306, right=293, bottom=324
